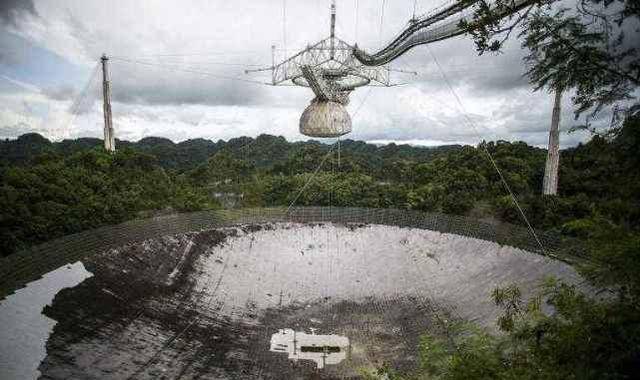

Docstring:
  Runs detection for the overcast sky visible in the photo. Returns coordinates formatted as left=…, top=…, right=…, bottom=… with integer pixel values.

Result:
left=0, top=0, right=613, bottom=147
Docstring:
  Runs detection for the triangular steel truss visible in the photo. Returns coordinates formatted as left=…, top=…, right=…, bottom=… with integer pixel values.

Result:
left=246, top=1, right=396, bottom=104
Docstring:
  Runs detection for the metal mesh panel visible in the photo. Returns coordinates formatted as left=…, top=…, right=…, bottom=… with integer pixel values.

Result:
left=0, top=207, right=584, bottom=300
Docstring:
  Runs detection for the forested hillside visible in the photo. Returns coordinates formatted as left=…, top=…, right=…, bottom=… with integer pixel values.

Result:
left=1, top=117, right=639, bottom=258
left=0, top=133, right=459, bottom=172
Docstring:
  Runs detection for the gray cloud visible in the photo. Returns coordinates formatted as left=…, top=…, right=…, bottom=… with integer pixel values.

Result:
left=50, top=6, right=277, bottom=108
left=0, top=30, right=29, bottom=65
left=0, top=0, right=37, bottom=26
left=42, top=85, right=75, bottom=101
left=0, top=0, right=630, bottom=147
left=15, top=0, right=536, bottom=110
left=0, top=122, right=39, bottom=138
left=108, top=61, right=268, bottom=107
left=397, top=36, right=532, bottom=96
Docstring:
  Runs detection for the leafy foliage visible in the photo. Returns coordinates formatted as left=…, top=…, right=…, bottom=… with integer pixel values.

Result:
left=369, top=228, right=640, bottom=379
left=461, top=0, right=639, bottom=121
left=385, top=279, right=640, bottom=379
left=0, top=148, right=216, bottom=256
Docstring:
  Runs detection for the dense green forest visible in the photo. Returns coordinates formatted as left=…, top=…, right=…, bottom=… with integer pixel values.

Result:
left=1, top=116, right=639, bottom=378
left=2, top=117, right=638, bottom=257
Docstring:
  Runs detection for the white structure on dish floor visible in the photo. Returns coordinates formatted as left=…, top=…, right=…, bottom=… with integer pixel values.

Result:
left=270, top=328, right=350, bottom=369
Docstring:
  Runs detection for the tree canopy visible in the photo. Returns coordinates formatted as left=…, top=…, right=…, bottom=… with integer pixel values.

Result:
left=462, top=0, right=639, bottom=123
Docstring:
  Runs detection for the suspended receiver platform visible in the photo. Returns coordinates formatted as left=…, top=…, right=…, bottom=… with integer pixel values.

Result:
left=247, top=1, right=394, bottom=138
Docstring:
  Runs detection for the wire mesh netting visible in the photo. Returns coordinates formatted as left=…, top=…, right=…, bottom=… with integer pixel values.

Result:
left=0, top=207, right=585, bottom=300
left=0, top=207, right=588, bottom=379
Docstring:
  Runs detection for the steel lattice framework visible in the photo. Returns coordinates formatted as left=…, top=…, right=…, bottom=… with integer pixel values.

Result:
left=266, top=37, right=391, bottom=90
left=247, top=1, right=393, bottom=105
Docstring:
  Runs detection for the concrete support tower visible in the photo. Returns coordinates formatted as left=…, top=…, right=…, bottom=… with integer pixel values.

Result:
left=101, top=54, right=115, bottom=153
left=543, top=89, right=562, bottom=195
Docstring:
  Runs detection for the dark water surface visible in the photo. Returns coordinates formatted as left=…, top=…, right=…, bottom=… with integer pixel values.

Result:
left=0, top=262, right=92, bottom=379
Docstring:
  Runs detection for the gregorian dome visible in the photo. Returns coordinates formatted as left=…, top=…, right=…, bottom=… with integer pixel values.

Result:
left=299, top=99, right=352, bottom=138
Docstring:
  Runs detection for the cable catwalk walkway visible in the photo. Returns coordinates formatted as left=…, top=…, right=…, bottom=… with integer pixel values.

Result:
left=354, top=0, right=544, bottom=66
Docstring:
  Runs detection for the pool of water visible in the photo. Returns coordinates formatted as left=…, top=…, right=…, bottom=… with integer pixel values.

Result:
left=0, top=262, right=92, bottom=380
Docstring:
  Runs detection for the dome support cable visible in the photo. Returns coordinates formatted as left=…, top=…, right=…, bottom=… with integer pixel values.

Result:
left=426, top=46, right=547, bottom=256
left=282, top=0, right=287, bottom=54
left=286, top=142, right=338, bottom=214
